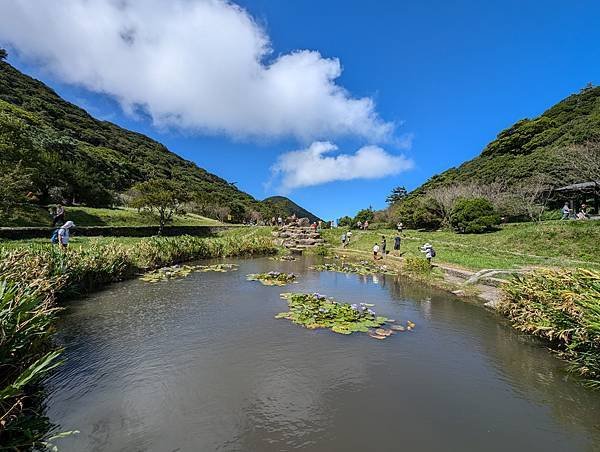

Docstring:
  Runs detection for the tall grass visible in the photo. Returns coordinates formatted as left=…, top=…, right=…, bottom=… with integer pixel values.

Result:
left=500, top=268, right=600, bottom=386
left=0, top=232, right=277, bottom=447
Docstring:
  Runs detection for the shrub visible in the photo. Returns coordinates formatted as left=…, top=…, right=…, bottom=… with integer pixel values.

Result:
left=403, top=256, right=431, bottom=273
left=391, top=197, right=443, bottom=230
left=450, top=198, right=499, bottom=233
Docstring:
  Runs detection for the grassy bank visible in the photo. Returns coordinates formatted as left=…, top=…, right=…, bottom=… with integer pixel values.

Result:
left=500, top=268, right=600, bottom=387
left=2, top=205, right=223, bottom=227
left=0, top=227, right=276, bottom=448
left=321, top=221, right=600, bottom=271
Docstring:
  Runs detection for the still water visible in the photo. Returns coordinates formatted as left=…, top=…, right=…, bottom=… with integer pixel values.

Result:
left=45, top=257, right=600, bottom=451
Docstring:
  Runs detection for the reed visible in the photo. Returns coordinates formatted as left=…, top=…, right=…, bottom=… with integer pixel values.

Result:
left=500, top=268, right=600, bottom=386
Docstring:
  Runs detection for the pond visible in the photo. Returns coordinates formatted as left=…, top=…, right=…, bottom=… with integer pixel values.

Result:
left=45, top=257, right=600, bottom=451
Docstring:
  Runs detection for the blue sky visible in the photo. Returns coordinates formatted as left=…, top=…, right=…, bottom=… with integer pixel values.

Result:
left=2, top=0, right=599, bottom=220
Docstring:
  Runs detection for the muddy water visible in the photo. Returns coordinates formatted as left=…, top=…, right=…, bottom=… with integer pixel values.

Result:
left=45, top=257, right=600, bottom=451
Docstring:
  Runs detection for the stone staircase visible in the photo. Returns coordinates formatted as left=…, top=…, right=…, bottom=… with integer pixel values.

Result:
left=272, top=225, right=325, bottom=253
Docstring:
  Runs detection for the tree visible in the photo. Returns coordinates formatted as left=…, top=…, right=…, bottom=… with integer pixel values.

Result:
left=450, top=198, right=499, bottom=233
left=386, top=186, right=408, bottom=204
left=354, top=208, right=374, bottom=225
left=0, top=48, right=7, bottom=60
left=562, top=140, right=600, bottom=183
left=510, top=174, right=553, bottom=222
left=0, top=162, right=32, bottom=215
left=337, top=216, right=353, bottom=227
left=128, top=179, right=191, bottom=234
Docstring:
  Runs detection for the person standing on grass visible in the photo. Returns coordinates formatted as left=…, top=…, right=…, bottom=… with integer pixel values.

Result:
left=357, top=220, right=362, bottom=230
left=57, top=221, right=75, bottom=250
left=420, top=242, right=435, bottom=266
left=397, top=222, right=404, bottom=234
left=364, top=220, right=369, bottom=230
left=373, top=242, right=380, bottom=260
left=561, top=203, right=571, bottom=220
left=394, top=235, right=401, bottom=254
left=346, top=230, right=352, bottom=244
left=381, top=236, right=387, bottom=258
left=53, top=204, right=65, bottom=226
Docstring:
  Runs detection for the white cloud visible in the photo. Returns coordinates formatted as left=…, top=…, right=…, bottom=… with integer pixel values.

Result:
left=0, top=0, right=393, bottom=141
left=271, top=141, right=413, bottom=192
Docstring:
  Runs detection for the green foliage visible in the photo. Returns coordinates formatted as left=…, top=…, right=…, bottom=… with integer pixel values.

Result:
left=391, top=197, right=443, bottom=230
left=0, top=48, right=7, bottom=60
left=386, top=185, right=408, bottom=204
left=337, top=215, right=353, bottom=227
left=311, top=260, right=396, bottom=276
left=500, top=268, right=600, bottom=386
left=354, top=208, right=374, bottom=225
left=128, top=179, right=191, bottom=233
left=403, top=256, right=431, bottom=273
left=276, top=293, right=388, bottom=335
left=450, top=198, right=500, bottom=233
left=0, top=162, right=32, bottom=215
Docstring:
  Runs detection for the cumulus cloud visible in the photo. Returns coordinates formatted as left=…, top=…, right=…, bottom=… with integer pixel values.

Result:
left=0, top=0, right=393, bottom=141
left=271, top=141, right=413, bottom=192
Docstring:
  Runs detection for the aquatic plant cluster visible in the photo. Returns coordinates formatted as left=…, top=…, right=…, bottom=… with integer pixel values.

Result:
left=500, top=268, right=600, bottom=387
left=310, top=260, right=396, bottom=276
left=0, top=233, right=276, bottom=448
left=276, top=292, right=389, bottom=335
left=247, top=271, right=297, bottom=286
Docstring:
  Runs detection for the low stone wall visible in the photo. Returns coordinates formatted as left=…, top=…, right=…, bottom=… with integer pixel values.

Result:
left=0, top=225, right=240, bottom=240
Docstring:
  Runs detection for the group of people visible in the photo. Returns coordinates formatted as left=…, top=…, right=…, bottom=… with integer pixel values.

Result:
left=372, top=234, right=403, bottom=260
left=562, top=203, right=591, bottom=220
left=49, top=204, right=75, bottom=249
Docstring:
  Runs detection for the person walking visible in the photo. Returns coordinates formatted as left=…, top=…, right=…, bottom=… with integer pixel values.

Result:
left=396, top=222, right=404, bottom=233
left=57, top=221, right=75, bottom=250
left=364, top=220, right=369, bottom=230
left=356, top=220, right=362, bottom=230
left=373, top=242, right=380, bottom=260
left=52, top=204, right=65, bottom=227
left=346, top=230, right=352, bottom=244
left=394, top=235, right=401, bottom=253
left=561, top=203, right=571, bottom=220
left=341, top=232, right=347, bottom=247
left=381, top=236, right=387, bottom=258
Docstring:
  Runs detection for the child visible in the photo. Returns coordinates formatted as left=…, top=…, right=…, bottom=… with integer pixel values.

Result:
left=373, top=242, right=380, bottom=260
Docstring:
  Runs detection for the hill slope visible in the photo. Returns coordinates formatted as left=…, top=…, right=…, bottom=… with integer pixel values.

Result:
left=413, top=85, right=600, bottom=195
left=0, top=58, right=314, bottom=223
left=263, top=196, right=322, bottom=222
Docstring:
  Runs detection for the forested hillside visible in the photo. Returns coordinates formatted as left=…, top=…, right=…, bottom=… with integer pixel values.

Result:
left=0, top=58, right=309, bottom=223
left=414, top=84, right=600, bottom=194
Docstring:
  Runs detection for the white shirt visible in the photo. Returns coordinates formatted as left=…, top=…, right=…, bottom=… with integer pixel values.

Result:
left=373, top=245, right=380, bottom=253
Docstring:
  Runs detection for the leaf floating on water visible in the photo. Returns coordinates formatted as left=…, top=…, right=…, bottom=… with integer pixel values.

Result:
left=198, top=263, right=239, bottom=273
left=390, top=325, right=405, bottom=331
left=407, top=321, right=416, bottom=329
left=276, top=293, right=388, bottom=336
left=247, top=272, right=297, bottom=286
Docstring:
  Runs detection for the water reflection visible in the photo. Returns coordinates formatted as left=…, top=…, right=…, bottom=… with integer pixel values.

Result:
left=45, top=256, right=600, bottom=451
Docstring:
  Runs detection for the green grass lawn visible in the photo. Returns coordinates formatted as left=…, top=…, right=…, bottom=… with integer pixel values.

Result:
left=321, top=221, right=600, bottom=271
left=1, top=205, right=223, bottom=227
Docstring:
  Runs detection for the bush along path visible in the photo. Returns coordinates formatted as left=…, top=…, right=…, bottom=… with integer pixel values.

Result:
left=0, top=232, right=277, bottom=449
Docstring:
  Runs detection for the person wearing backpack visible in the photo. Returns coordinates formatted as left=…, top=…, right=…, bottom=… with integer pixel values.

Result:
left=54, top=221, right=75, bottom=250
left=420, top=242, right=436, bottom=266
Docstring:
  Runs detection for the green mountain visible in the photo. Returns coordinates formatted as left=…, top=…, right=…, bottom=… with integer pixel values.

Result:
left=0, top=58, right=313, bottom=223
left=263, top=196, right=322, bottom=222
left=413, top=84, right=600, bottom=195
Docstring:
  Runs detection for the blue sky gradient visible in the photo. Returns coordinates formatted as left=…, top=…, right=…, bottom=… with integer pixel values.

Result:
left=5, top=0, right=600, bottom=220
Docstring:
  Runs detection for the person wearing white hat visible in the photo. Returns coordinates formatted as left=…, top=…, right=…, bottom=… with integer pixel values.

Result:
left=58, top=221, right=76, bottom=250
left=420, top=242, right=435, bottom=266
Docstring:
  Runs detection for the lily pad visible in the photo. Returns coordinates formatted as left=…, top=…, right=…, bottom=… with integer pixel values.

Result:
left=247, top=271, right=297, bottom=286
left=197, top=263, right=239, bottom=273
left=276, top=293, right=387, bottom=336
left=310, top=260, right=396, bottom=276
